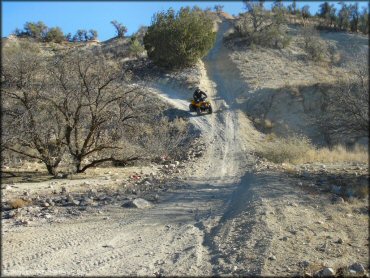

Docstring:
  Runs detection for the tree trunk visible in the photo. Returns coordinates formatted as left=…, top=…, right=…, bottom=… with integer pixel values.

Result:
left=77, top=156, right=139, bottom=173
left=45, top=163, right=57, bottom=176
left=72, top=156, right=82, bottom=173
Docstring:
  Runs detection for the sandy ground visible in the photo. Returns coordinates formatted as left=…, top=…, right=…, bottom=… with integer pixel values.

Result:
left=2, top=19, right=369, bottom=276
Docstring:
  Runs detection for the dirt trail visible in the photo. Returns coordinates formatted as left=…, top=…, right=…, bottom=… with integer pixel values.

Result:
left=3, top=19, right=368, bottom=276
left=3, top=19, right=264, bottom=276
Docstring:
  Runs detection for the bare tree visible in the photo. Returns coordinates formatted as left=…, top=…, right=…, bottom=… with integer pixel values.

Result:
left=110, top=20, right=128, bottom=38
left=45, top=49, right=143, bottom=173
left=2, top=41, right=66, bottom=175
left=214, top=5, right=224, bottom=14
left=319, top=50, right=369, bottom=141
left=2, top=41, right=150, bottom=175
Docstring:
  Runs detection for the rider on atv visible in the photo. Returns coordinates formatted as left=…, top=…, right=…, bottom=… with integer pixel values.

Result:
left=193, top=88, right=208, bottom=103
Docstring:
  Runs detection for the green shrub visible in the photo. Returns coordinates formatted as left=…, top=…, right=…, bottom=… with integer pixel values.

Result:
left=44, top=27, right=65, bottom=43
left=300, top=25, right=328, bottom=62
left=305, top=39, right=328, bottom=61
left=129, top=38, right=145, bottom=58
left=14, top=21, right=66, bottom=43
left=234, top=5, right=291, bottom=49
left=143, top=7, right=216, bottom=69
left=22, top=21, right=48, bottom=40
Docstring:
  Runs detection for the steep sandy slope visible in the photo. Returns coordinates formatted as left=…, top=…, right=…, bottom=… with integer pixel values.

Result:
left=228, top=24, right=369, bottom=145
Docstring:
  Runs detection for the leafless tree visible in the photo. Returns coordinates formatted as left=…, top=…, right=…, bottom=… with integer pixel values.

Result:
left=3, top=38, right=194, bottom=176
left=45, top=49, right=144, bottom=173
left=319, top=50, right=369, bottom=141
left=2, top=41, right=149, bottom=175
left=2, top=41, right=66, bottom=175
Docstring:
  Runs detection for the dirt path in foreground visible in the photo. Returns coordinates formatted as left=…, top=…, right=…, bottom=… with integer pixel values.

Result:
left=2, top=20, right=262, bottom=276
left=2, top=20, right=368, bottom=277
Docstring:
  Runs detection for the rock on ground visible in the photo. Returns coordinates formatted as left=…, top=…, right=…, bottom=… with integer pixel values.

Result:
left=125, top=198, right=153, bottom=209
left=315, top=267, right=335, bottom=277
left=349, top=263, right=366, bottom=274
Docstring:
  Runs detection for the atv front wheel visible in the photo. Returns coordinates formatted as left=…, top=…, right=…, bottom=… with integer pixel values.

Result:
left=196, top=107, right=202, bottom=116
left=208, top=106, right=213, bottom=114
left=189, top=104, right=195, bottom=112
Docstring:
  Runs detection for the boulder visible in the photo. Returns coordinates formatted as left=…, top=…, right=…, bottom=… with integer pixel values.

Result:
left=349, top=263, right=366, bottom=274
left=80, top=197, right=94, bottom=206
left=88, top=188, right=97, bottom=194
left=67, top=194, right=74, bottom=202
left=124, top=198, right=152, bottom=209
left=332, top=196, right=345, bottom=204
left=300, top=260, right=310, bottom=268
left=315, top=267, right=335, bottom=277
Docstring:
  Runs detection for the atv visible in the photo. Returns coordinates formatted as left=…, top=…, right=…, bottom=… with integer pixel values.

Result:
left=189, top=99, right=213, bottom=115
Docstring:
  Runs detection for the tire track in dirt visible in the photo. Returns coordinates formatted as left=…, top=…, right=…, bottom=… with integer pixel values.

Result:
left=197, top=19, right=274, bottom=275
left=3, top=18, right=268, bottom=276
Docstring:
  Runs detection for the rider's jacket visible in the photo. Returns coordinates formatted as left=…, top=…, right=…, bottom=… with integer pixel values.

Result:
left=193, top=89, right=207, bottom=101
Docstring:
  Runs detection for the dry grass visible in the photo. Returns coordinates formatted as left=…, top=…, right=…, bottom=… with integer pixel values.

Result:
left=135, top=116, right=192, bottom=160
left=259, top=135, right=368, bottom=164
left=305, top=144, right=368, bottom=164
left=8, top=198, right=31, bottom=209
left=258, top=134, right=313, bottom=164
left=263, top=119, right=273, bottom=129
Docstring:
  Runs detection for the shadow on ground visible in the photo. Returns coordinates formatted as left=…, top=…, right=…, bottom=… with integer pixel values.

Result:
left=1, top=171, right=53, bottom=183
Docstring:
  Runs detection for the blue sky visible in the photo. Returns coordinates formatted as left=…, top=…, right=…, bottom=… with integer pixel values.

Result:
left=2, top=1, right=369, bottom=41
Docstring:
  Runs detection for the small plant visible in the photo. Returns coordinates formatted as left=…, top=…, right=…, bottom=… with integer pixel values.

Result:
left=129, top=38, right=145, bottom=58
left=305, top=39, right=328, bottom=62
left=8, top=198, right=31, bottom=209
left=264, top=119, right=273, bottom=129
left=265, top=133, right=277, bottom=142
left=299, top=25, right=328, bottom=62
